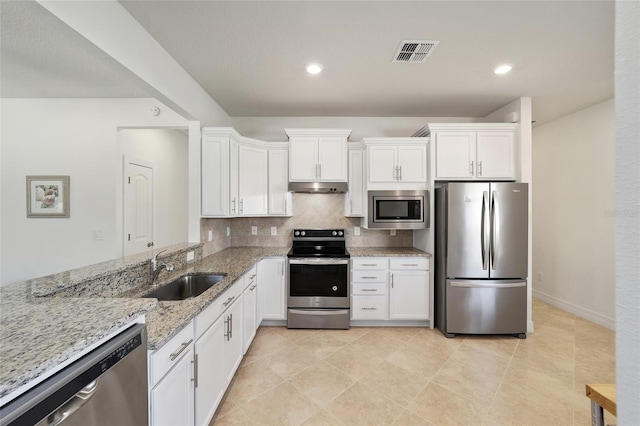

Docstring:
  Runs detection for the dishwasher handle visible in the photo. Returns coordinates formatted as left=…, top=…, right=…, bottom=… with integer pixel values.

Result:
left=45, top=380, right=99, bottom=426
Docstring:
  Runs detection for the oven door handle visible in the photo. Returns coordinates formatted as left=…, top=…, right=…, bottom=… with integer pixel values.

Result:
left=288, top=258, right=350, bottom=265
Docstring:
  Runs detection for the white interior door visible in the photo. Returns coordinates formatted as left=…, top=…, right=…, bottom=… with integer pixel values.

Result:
left=125, top=159, right=153, bottom=256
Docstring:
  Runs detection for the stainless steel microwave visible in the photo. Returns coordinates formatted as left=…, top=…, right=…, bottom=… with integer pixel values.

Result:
left=367, top=190, right=429, bottom=229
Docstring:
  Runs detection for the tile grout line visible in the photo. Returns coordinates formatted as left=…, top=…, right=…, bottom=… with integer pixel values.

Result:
left=479, top=337, right=520, bottom=426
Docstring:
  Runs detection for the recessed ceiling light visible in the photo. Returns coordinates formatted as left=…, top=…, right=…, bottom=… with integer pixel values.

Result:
left=306, top=63, right=323, bottom=75
left=494, top=64, right=513, bottom=75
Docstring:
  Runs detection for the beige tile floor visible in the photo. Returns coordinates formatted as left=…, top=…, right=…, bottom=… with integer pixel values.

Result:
left=212, top=299, right=616, bottom=425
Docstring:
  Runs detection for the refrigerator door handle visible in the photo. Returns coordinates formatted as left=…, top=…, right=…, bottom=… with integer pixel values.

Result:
left=491, top=190, right=499, bottom=270
left=449, top=281, right=526, bottom=288
left=482, top=191, right=489, bottom=270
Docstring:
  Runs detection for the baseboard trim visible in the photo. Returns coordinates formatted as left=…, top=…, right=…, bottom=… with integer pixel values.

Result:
left=533, top=290, right=615, bottom=330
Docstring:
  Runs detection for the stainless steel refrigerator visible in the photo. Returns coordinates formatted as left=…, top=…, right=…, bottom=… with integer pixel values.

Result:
left=435, top=182, right=528, bottom=338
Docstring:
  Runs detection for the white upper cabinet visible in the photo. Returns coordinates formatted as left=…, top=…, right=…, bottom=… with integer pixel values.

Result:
left=286, top=129, right=351, bottom=182
left=202, top=128, right=291, bottom=217
left=237, top=144, right=268, bottom=216
left=268, top=145, right=292, bottom=216
left=345, top=143, right=365, bottom=217
left=431, top=123, right=517, bottom=181
left=364, top=138, right=428, bottom=187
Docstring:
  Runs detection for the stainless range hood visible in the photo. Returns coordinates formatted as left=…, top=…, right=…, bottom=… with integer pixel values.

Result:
left=288, top=182, right=348, bottom=193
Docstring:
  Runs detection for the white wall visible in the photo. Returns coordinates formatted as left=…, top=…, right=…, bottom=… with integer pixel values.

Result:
left=532, top=98, right=615, bottom=328
left=231, top=116, right=479, bottom=141
left=118, top=129, right=188, bottom=253
left=0, top=98, right=188, bottom=285
left=615, top=0, right=640, bottom=422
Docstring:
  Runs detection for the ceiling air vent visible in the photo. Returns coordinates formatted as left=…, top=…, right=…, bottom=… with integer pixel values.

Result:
left=393, top=40, right=439, bottom=63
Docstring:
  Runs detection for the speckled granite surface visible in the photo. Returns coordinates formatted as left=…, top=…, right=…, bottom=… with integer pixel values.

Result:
left=0, top=297, right=155, bottom=399
left=348, top=247, right=431, bottom=257
left=0, top=244, right=426, bottom=401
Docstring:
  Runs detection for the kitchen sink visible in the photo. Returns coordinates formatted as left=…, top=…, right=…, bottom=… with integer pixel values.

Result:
left=143, top=273, right=226, bottom=301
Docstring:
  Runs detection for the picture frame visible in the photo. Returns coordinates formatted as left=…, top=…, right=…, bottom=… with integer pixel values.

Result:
left=26, top=175, right=70, bottom=218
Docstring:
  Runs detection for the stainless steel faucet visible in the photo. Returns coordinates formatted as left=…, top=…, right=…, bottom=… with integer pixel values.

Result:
left=149, top=249, right=174, bottom=285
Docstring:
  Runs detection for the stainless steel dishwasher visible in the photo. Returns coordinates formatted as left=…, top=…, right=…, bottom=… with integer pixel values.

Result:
left=0, top=323, right=148, bottom=426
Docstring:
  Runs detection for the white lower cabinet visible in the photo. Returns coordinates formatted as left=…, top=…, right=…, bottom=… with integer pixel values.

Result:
left=243, top=267, right=258, bottom=354
left=194, top=315, right=225, bottom=426
left=149, top=324, right=195, bottom=426
left=351, top=257, right=430, bottom=322
left=223, top=296, right=244, bottom=384
left=258, top=257, right=286, bottom=320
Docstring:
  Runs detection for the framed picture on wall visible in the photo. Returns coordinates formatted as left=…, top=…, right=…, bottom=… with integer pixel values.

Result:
left=26, top=175, right=70, bottom=218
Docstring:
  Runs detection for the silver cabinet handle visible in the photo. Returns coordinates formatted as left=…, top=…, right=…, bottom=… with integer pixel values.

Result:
left=239, top=199, right=244, bottom=214
left=170, top=339, right=193, bottom=361
left=401, top=263, right=419, bottom=267
left=361, top=307, right=377, bottom=311
left=223, top=296, right=235, bottom=307
left=361, top=276, right=378, bottom=279
left=192, top=354, right=198, bottom=388
left=399, top=165, right=402, bottom=181
left=250, top=284, right=257, bottom=291
left=361, top=288, right=378, bottom=292
left=361, top=263, right=378, bottom=267
left=470, top=161, right=474, bottom=176
left=229, top=313, right=233, bottom=339
left=224, top=316, right=230, bottom=341
left=250, top=274, right=257, bottom=280
left=478, top=161, right=483, bottom=176
left=390, top=272, right=394, bottom=288
left=232, top=197, right=236, bottom=213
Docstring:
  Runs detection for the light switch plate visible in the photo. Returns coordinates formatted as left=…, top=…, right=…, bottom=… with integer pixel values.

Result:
left=92, top=230, right=104, bottom=241
left=251, top=226, right=258, bottom=235
left=390, top=229, right=396, bottom=236
left=187, top=251, right=195, bottom=261
left=226, top=226, right=230, bottom=237
left=271, top=226, right=277, bottom=236
left=208, top=230, right=213, bottom=241
left=354, top=226, right=361, bottom=236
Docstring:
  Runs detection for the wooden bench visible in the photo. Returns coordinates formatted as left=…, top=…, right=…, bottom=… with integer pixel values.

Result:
left=586, top=384, right=616, bottom=426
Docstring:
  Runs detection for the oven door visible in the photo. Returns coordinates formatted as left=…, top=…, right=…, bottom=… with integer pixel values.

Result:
left=287, top=258, right=350, bottom=309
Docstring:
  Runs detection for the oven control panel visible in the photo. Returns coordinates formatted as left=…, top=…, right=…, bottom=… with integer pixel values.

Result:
left=293, top=229, right=344, bottom=238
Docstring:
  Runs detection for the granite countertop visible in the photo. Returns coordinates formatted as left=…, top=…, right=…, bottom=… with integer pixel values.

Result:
left=348, top=247, right=431, bottom=257
left=0, top=244, right=427, bottom=401
left=0, top=297, right=155, bottom=400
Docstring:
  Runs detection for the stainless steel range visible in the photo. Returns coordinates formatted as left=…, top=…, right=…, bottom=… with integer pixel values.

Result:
left=287, top=229, right=350, bottom=329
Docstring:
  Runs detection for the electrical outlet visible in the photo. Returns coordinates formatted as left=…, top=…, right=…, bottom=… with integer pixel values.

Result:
left=187, top=251, right=195, bottom=262
left=354, top=226, right=360, bottom=236
left=251, top=226, right=258, bottom=235
left=390, top=229, right=396, bottom=236
left=92, top=230, right=104, bottom=241
left=537, top=272, right=543, bottom=282
left=208, top=230, right=213, bottom=241
left=226, top=226, right=230, bottom=237
left=271, top=226, right=277, bottom=236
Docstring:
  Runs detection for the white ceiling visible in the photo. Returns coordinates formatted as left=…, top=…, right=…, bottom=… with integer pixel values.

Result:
left=1, top=1, right=614, bottom=125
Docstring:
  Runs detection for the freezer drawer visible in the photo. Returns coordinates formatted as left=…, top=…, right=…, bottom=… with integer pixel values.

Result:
left=446, top=279, right=526, bottom=335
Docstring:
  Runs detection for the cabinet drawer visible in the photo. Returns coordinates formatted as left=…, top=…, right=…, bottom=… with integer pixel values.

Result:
left=351, top=295, right=387, bottom=320
left=149, top=321, right=195, bottom=387
left=352, top=270, right=387, bottom=283
left=389, top=257, right=429, bottom=270
left=243, top=266, right=257, bottom=290
left=352, top=283, right=387, bottom=295
left=352, top=257, right=388, bottom=270
left=195, top=280, right=243, bottom=338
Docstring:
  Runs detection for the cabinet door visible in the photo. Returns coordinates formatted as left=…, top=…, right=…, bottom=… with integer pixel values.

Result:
left=229, top=137, right=240, bottom=216
left=258, top=258, right=286, bottom=320
left=317, top=137, right=347, bottom=181
left=223, top=296, right=244, bottom=384
left=289, top=137, right=318, bottom=180
left=238, top=144, right=268, bottom=215
left=397, top=145, right=427, bottom=182
left=150, top=346, right=195, bottom=426
left=268, top=148, right=290, bottom=215
left=243, top=279, right=258, bottom=353
left=389, top=270, right=429, bottom=320
left=368, top=146, right=398, bottom=183
left=346, top=149, right=365, bottom=216
left=194, top=317, right=225, bottom=426
left=435, top=132, right=476, bottom=179
left=201, top=136, right=230, bottom=216
left=476, top=132, right=515, bottom=179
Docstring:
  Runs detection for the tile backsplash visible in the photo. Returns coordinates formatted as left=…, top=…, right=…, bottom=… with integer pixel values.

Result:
left=201, top=193, right=412, bottom=253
